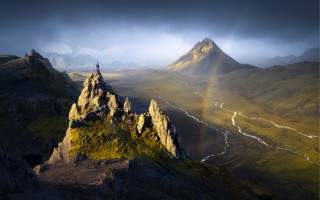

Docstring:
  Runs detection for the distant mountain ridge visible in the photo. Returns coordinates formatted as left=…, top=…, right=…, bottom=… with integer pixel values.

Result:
left=45, top=53, right=96, bottom=69
left=167, top=38, right=253, bottom=75
left=46, top=52, right=142, bottom=71
left=253, top=48, right=320, bottom=67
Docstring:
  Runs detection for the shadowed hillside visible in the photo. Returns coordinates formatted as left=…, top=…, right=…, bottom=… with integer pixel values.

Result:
left=0, top=50, right=80, bottom=165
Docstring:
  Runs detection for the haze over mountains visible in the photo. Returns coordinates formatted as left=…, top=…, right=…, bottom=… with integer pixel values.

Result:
left=45, top=53, right=96, bottom=69
left=46, top=52, right=143, bottom=71
left=252, top=48, right=320, bottom=67
left=43, top=38, right=318, bottom=74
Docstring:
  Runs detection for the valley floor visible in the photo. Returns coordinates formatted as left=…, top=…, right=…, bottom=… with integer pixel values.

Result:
left=95, top=69, right=320, bottom=200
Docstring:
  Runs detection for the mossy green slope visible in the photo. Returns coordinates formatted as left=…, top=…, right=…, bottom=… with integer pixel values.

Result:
left=69, top=118, right=170, bottom=160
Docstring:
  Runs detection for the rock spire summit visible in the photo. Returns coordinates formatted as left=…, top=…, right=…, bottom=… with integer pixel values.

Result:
left=96, top=61, right=101, bottom=75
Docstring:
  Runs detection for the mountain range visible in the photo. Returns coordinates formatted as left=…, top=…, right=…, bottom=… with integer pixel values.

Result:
left=45, top=53, right=96, bottom=70
left=252, top=48, right=320, bottom=67
left=46, top=52, right=142, bottom=71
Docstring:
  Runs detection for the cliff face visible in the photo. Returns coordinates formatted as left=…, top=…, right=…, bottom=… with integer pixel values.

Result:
left=47, top=72, right=186, bottom=164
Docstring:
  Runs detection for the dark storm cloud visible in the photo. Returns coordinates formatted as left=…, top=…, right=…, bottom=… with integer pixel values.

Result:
left=0, top=0, right=318, bottom=63
left=2, top=0, right=317, bottom=35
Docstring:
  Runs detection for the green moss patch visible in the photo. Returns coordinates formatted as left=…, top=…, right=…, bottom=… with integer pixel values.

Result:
left=69, top=119, right=170, bottom=159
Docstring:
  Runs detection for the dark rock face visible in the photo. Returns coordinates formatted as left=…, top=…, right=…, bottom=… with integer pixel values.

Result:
left=0, top=148, right=61, bottom=200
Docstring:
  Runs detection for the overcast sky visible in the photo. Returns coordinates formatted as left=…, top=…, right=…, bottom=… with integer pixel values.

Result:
left=0, top=0, right=319, bottom=66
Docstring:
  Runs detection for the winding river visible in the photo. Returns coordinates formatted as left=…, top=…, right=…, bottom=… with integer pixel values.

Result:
left=158, top=86, right=319, bottom=166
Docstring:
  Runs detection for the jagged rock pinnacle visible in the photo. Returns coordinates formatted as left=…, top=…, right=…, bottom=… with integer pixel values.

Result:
left=27, top=49, right=44, bottom=59
left=148, top=99, right=187, bottom=158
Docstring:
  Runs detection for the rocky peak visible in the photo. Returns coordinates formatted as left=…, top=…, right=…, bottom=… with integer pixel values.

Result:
left=202, top=37, right=214, bottom=44
left=77, top=73, right=106, bottom=111
left=69, top=72, right=120, bottom=126
left=166, top=37, right=241, bottom=74
left=27, top=49, right=44, bottom=59
left=22, top=49, right=56, bottom=74
left=191, top=38, right=217, bottom=55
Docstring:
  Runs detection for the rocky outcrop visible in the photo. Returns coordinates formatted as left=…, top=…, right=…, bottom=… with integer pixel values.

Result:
left=107, top=94, right=119, bottom=117
left=46, top=72, right=187, bottom=165
left=137, top=113, right=150, bottom=135
left=67, top=73, right=122, bottom=127
left=47, top=72, right=126, bottom=164
left=148, top=99, right=187, bottom=158
left=123, top=97, right=131, bottom=114
left=74, top=73, right=109, bottom=120
left=135, top=100, right=187, bottom=158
